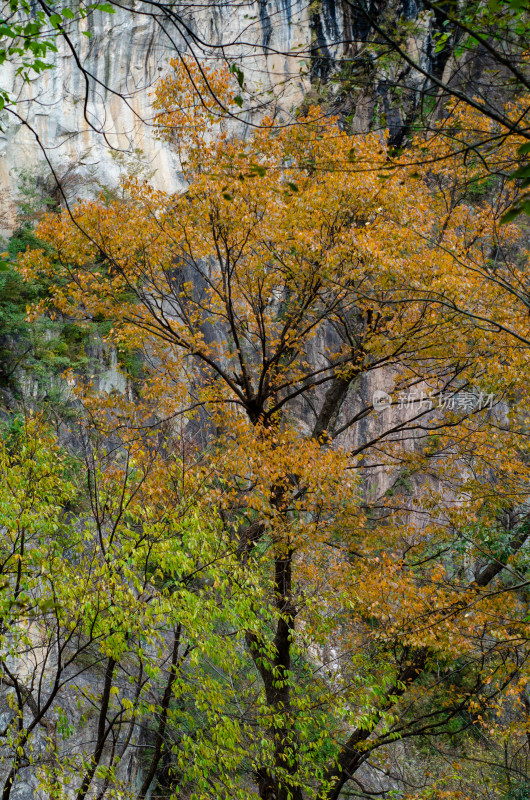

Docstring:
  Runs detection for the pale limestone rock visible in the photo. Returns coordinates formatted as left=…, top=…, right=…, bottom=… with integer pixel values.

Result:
left=0, top=0, right=320, bottom=236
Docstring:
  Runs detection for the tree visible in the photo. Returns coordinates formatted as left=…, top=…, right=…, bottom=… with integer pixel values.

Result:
left=0, top=0, right=295, bottom=160
left=318, top=0, right=530, bottom=218
left=18, top=59, right=530, bottom=799
left=0, top=410, right=262, bottom=800
left=3, top=0, right=529, bottom=230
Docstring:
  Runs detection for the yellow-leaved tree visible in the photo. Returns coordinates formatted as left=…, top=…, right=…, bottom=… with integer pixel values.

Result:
left=17, top=59, right=530, bottom=800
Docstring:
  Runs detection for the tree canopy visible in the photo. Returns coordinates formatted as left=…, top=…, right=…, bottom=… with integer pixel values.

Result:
left=6, top=55, right=530, bottom=799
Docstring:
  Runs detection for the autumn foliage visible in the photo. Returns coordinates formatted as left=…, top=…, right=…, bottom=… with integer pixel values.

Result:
left=6, top=58, right=530, bottom=800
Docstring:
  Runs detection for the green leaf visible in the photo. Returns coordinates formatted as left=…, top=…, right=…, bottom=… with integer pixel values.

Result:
left=508, top=164, right=530, bottom=180
left=501, top=206, right=522, bottom=223
left=23, top=21, right=40, bottom=35
left=61, top=7, right=75, bottom=18
left=230, top=63, right=245, bottom=88
left=233, top=95, right=243, bottom=108
left=520, top=198, right=530, bottom=214
left=89, top=2, right=115, bottom=12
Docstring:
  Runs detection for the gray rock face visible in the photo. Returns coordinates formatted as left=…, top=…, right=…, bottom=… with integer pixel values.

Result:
left=1, top=1, right=451, bottom=237
left=0, top=0, right=323, bottom=236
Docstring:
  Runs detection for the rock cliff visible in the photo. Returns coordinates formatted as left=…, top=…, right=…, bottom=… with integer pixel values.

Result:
left=0, top=0, right=320, bottom=235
